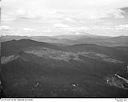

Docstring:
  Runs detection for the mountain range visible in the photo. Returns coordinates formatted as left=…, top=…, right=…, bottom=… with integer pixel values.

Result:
left=1, top=38, right=128, bottom=97
left=1, top=35, right=128, bottom=47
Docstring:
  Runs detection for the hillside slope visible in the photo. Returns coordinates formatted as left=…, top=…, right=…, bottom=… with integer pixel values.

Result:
left=1, top=39, right=128, bottom=97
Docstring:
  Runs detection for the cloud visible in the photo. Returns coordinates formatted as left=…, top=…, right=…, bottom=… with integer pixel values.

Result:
left=115, top=24, right=128, bottom=30
left=23, top=28, right=36, bottom=32
left=2, top=14, right=16, bottom=21
left=0, top=25, right=11, bottom=30
left=105, top=9, right=125, bottom=18
left=1, top=0, right=128, bottom=36
left=54, top=23, right=71, bottom=28
left=2, top=0, right=127, bottom=21
left=91, top=24, right=128, bottom=30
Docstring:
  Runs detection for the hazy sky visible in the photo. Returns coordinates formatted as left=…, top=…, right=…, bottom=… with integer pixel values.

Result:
left=1, top=0, right=128, bottom=36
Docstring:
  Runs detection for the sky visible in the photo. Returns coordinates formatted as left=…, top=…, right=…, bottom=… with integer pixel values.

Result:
left=1, top=0, right=128, bottom=36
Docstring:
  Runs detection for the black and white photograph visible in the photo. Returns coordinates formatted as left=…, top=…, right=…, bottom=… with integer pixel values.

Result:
left=0, top=0, right=128, bottom=98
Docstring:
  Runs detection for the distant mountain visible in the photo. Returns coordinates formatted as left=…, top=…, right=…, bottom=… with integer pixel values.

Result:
left=0, top=36, right=30, bottom=42
left=66, top=44, right=128, bottom=63
left=1, top=35, right=128, bottom=47
left=54, top=35, right=128, bottom=47
left=1, top=39, right=61, bottom=56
